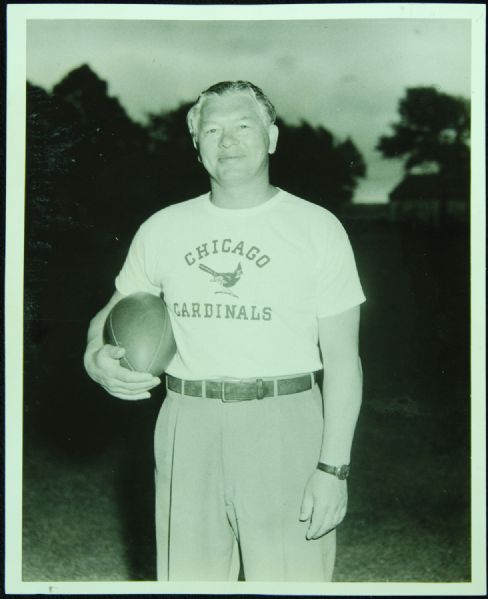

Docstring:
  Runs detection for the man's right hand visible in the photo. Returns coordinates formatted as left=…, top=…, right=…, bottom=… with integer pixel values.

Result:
left=85, top=344, right=161, bottom=400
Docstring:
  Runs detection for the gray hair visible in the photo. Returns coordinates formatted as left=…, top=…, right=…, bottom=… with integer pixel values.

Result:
left=186, top=81, right=277, bottom=142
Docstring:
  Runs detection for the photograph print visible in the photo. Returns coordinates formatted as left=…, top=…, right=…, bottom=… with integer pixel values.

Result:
left=5, top=3, right=486, bottom=595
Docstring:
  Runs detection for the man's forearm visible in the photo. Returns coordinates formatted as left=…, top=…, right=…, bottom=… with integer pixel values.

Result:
left=319, top=356, right=363, bottom=465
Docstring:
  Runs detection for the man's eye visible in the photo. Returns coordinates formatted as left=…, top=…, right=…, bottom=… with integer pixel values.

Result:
left=239, top=124, right=250, bottom=129
left=205, top=128, right=218, bottom=135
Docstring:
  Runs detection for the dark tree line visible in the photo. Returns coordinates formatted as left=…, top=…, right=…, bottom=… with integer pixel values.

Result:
left=27, top=64, right=367, bottom=233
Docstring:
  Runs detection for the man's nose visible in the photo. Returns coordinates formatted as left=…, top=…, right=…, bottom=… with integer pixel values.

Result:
left=219, top=129, right=238, bottom=148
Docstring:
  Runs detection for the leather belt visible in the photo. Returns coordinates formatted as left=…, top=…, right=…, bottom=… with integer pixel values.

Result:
left=166, top=372, right=318, bottom=402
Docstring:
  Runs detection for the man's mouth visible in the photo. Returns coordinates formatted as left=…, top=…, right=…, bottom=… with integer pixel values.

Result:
left=219, top=155, right=245, bottom=161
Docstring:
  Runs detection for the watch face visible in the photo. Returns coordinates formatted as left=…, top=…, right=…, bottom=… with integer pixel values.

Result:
left=337, top=465, right=350, bottom=480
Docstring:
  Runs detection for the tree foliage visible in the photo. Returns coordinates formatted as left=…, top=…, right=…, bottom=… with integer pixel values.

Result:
left=271, top=119, right=366, bottom=209
left=377, top=87, right=470, bottom=195
left=145, top=103, right=209, bottom=202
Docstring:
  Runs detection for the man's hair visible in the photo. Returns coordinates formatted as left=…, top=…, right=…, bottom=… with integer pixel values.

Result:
left=186, top=81, right=277, bottom=141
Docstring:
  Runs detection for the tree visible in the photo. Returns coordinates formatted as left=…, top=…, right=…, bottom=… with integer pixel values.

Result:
left=270, top=118, right=366, bottom=211
left=25, top=67, right=152, bottom=331
left=51, top=64, right=149, bottom=230
left=377, top=87, right=470, bottom=221
left=145, top=103, right=209, bottom=203
left=25, top=82, right=82, bottom=325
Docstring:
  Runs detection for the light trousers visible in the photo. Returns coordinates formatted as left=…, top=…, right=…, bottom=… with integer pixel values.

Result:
left=154, top=383, right=336, bottom=581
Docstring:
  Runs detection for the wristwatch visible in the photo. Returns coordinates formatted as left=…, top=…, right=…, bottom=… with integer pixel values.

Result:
left=317, top=462, right=350, bottom=480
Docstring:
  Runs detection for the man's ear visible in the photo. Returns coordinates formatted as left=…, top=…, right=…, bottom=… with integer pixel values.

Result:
left=192, top=137, right=202, bottom=162
left=268, top=124, right=279, bottom=155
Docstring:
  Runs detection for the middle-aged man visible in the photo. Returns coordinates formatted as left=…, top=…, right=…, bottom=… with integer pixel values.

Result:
left=84, top=80, right=366, bottom=582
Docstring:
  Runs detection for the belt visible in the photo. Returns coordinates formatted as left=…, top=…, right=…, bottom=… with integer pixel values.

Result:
left=166, top=372, right=318, bottom=402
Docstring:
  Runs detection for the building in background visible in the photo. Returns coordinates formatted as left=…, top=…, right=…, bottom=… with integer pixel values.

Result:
left=389, top=173, right=469, bottom=225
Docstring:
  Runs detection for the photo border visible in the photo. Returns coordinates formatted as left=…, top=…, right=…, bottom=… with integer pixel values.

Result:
left=5, top=3, right=486, bottom=595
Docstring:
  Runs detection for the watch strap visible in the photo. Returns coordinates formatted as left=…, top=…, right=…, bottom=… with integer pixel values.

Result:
left=317, top=462, right=350, bottom=480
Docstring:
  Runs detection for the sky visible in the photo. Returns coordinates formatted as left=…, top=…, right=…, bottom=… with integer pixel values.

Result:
left=26, top=16, right=472, bottom=203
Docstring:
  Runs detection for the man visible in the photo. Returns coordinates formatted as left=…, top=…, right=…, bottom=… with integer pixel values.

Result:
left=84, top=81, right=365, bottom=582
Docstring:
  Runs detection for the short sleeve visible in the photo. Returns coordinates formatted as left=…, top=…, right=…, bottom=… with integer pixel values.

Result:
left=115, top=223, right=161, bottom=297
left=315, top=216, right=366, bottom=318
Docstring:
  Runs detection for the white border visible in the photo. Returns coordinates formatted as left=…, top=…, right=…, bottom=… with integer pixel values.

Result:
left=5, top=3, right=486, bottom=596
left=5, top=4, right=27, bottom=593
left=4, top=580, right=487, bottom=595
left=5, top=3, right=488, bottom=20
left=469, top=1, right=487, bottom=591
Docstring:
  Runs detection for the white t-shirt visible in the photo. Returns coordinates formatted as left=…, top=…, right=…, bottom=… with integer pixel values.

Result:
left=115, top=189, right=366, bottom=379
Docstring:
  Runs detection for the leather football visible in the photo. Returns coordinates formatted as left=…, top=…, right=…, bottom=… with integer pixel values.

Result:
left=103, top=292, right=176, bottom=376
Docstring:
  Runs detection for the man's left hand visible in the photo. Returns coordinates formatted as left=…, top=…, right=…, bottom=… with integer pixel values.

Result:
left=299, top=470, right=348, bottom=540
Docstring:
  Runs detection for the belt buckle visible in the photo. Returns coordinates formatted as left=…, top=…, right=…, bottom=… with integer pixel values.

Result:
left=221, top=378, right=265, bottom=402
left=221, top=378, right=243, bottom=403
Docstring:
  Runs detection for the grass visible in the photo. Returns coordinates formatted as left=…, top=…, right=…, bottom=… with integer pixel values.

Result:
left=22, top=399, right=470, bottom=582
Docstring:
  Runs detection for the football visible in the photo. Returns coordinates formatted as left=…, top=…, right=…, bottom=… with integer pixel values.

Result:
left=103, top=292, right=176, bottom=376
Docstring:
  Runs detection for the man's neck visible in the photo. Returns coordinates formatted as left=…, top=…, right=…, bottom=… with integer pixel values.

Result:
left=209, top=180, right=278, bottom=209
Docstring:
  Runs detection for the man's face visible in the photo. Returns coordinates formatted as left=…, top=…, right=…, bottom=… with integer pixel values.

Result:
left=195, top=92, right=279, bottom=187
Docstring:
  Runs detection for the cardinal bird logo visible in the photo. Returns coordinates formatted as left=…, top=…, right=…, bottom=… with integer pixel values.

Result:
left=199, top=262, right=243, bottom=297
